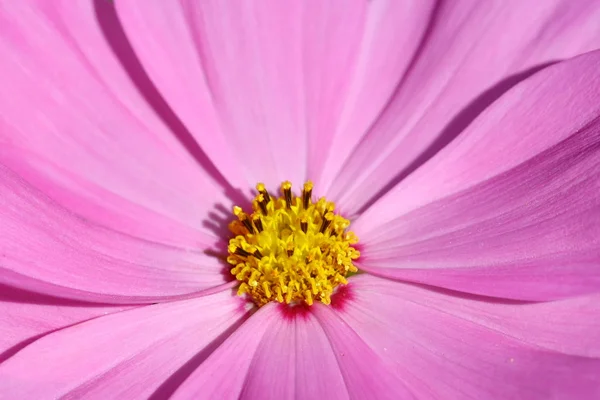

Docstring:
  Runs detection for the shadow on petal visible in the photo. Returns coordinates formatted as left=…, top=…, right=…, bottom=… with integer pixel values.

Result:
left=357, top=61, right=558, bottom=215
left=93, top=0, right=246, bottom=205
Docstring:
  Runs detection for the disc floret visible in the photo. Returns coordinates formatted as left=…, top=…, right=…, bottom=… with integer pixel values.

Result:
left=227, top=181, right=360, bottom=307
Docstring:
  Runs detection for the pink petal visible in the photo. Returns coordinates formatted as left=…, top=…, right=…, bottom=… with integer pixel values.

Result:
left=173, top=304, right=350, bottom=400
left=115, top=1, right=435, bottom=194
left=312, top=304, right=416, bottom=399
left=0, top=2, right=239, bottom=244
left=336, top=275, right=600, bottom=399
left=172, top=303, right=279, bottom=399
left=0, top=290, right=249, bottom=399
left=328, top=0, right=600, bottom=215
left=355, top=50, right=600, bottom=300
left=0, top=286, right=131, bottom=362
left=0, top=165, right=231, bottom=303
left=290, top=308, right=349, bottom=400
left=239, top=306, right=348, bottom=400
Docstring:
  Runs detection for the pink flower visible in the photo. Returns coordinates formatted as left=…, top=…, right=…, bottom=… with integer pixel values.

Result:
left=1, top=1, right=600, bottom=398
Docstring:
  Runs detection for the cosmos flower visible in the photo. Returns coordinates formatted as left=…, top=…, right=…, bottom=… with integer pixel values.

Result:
left=1, top=1, right=600, bottom=399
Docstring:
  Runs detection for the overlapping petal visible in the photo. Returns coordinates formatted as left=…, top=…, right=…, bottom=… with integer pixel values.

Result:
left=0, top=164, right=231, bottom=303
left=355, top=50, right=600, bottom=300
left=0, top=1, right=598, bottom=398
left=172, top=303, right=353, bottom=400
left=115, top=0, right=435, bottom=195
left=0, top=286, right=131, bottom=362
left=311, top=303, right=416, bottom=399
left=328, top=0, right=600, bottom=215
left=173, top=301, right=415, bottom=399
left=172, top=303, right=279, bottom=399
left=334, top=276, right=600, bottom=399
left=237, top=307, right=350, bottom=400
left=0, top=290, right=249, bottom=399
left=0, top=1, right=239, bottom=245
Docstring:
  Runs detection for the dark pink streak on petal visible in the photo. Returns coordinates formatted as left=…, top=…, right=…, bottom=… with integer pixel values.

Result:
left=330, top=281, right=355, bottom=312
left=276, top=302, right=311, bottom=322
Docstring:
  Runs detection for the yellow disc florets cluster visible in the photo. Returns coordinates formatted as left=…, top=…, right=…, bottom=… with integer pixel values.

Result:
left=227, top=181, right=360, bottom=307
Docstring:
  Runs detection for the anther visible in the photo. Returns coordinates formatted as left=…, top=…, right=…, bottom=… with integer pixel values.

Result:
left=300, top=217, right=308, bottom=233
left=241, top=217, right=254, bottom=234
left=233, top=206, right=255, bottom=234
left=253, top=249, right=263, bottom=260
left=233, top=206, right=244, bottom=218
left=234, top=247, right=252, bottom=257
left=257, top=194, right=268, bottom=215
left=256, top=183, right=271, bottom=203
left=253, top=216, right=263, bottom=232
left=281, top=181, right=293, bottom=209
left=325, top=202, right=334, bottom=214
left=320, top=212, right=334, bottom=233
left=302, top=181, right=313, bottom=209
left=329, top=223, right=343, bottom=237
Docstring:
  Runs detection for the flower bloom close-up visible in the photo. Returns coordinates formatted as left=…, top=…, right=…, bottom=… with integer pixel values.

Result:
left=1, top=1, right=600, bottom=399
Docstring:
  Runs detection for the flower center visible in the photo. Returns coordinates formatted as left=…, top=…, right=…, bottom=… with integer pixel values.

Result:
left=227, top=181, right=360, bottom=307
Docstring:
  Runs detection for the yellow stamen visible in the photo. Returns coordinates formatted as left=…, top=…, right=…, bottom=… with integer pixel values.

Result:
left=227, top=181, right=360, bottom=307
